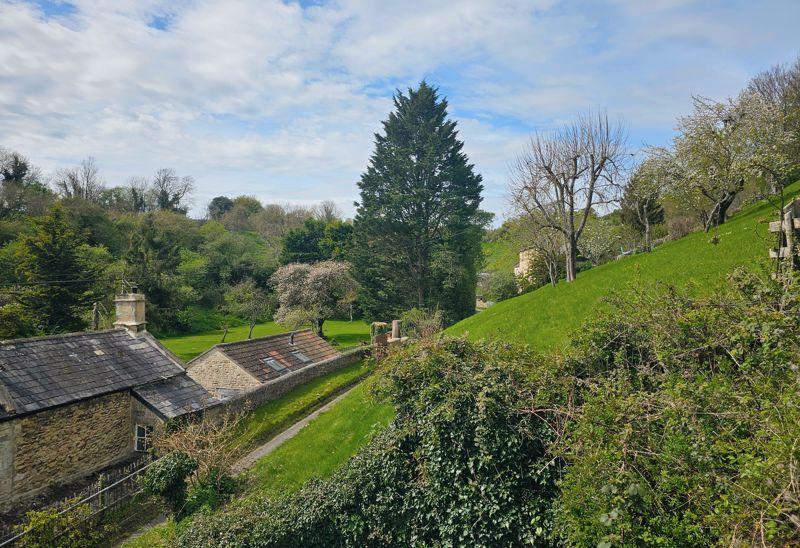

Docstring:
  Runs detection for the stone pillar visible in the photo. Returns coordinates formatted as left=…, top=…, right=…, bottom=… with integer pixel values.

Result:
left=391, top=320, right=401, bottom=340
left=114, top=291, right=147, bottom=335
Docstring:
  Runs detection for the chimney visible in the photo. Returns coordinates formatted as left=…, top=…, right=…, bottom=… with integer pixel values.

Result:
left=114, top=289, right=147, bottom=335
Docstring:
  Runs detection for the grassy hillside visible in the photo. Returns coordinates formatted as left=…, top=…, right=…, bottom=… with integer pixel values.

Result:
left=160, top=319, right=371, bottom=362
left=481, top=237, right=520, bottom=273
left=449, top=187, right=794, bottom=353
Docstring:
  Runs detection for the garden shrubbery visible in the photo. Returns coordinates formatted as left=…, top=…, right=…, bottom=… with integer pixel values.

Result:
left=176, top=267, right=800, bottom=546
left=178, top=338, right=559, bottom=547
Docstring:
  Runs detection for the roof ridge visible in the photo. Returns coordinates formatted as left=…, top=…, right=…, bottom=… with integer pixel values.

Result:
left=216, top=328, right=313, bottom=349
left=0, top=328, right=127, bottom=346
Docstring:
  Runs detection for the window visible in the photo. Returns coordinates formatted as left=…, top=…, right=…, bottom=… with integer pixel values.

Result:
left=261, top=356, right=287, bottom=373
left=135, top=424, right=154, bottom=452
left=292, top=350, right=311, bottom=364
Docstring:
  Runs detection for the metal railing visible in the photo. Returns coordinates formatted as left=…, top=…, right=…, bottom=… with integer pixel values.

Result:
left=0, top=455, right=160, bottom=547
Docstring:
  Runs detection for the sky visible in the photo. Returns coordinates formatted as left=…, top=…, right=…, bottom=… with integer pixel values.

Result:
left=1, top=0, right=799, bottom=222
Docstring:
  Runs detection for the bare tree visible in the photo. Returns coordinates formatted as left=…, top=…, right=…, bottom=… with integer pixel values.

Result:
left=518, top=213, right=563, bottom=286
left=53, top=157, right=106, bottom=203
left=315, top=200, right=341, bottom=223
left=127, top=176, right=153, bottom=213
left=510, top=111, right=627, bottom=281
left=152, top=168, right=194, bottom=213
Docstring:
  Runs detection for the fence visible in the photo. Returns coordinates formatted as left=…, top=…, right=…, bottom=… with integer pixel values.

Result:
left=0, top=454, right=157, bottom=546
left=769, top=197, right=800, bottom=269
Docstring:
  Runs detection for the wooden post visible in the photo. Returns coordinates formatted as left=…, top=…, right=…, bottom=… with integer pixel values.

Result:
left=769, top=199, right=800, bottom=270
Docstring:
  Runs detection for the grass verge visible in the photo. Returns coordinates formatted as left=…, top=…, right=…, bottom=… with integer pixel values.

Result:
left=244, top=377, right=394, bottom=497
left=231, top=358, right=374, bottom=457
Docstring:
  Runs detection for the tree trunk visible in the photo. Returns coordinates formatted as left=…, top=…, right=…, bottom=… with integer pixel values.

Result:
left=548, top=260, right=558, bottom=286
left=316, top=318, right=325, bottom=338
left=565, top=236, right=578, bottom=282
left=221, top=325, right=229, bottom=343
left=248, top=322, right=255, bottom=339
left=704, top=187, right=740, bottom=232
left=644, top=216, right=651, bottom=252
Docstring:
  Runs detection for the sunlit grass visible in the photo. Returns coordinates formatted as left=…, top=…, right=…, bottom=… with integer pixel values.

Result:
left=449, top=185, right=796, bottom=353
left=159, top=319, right=371, bottom=362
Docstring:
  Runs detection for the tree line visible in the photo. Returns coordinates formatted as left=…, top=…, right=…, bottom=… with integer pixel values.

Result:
left=0, top=82, right=488, bottom=339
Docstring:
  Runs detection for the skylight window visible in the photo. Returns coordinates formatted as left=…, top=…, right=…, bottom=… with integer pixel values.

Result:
left=292, top=350, right=311, bottom=364
left=261, top=357, right=287, bottom=373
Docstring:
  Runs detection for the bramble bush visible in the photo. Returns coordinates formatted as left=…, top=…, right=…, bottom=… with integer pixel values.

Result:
left=555, top=269, right=800, bottom=546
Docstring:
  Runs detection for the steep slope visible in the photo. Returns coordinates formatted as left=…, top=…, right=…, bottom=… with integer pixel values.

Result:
left=449, top=186, right=796, bottom=353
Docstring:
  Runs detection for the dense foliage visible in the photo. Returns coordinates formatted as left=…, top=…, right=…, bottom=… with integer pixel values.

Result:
left=352, top=81, right=487, bottom=325
left=555, top=269, right=800, bottom=546
left=140, top=452, right=198, bottom=519
left=0, top=150, right=347, bottom=337
left=175, top=266, right=800, bottom=546
left=176, top=338, right=559, bottom=547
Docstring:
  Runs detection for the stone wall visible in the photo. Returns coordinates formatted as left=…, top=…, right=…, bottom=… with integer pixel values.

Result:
left=0, top=391, right=134, bottom=509
left=187, top=348, right=260, bottom=395
left=215, top=346, right=371, bottom=417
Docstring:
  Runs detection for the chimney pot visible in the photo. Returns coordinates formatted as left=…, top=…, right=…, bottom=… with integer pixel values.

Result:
left=114, top=292, right=147, bottom=335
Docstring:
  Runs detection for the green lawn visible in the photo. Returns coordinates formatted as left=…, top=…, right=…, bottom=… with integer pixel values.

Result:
left=449, top=186, right=794, bottom=353
left=245, top=377, right=394, bottom=497
left=232, top=358, right=374, bottom=456
left=159, top=319, right=371, bottom=362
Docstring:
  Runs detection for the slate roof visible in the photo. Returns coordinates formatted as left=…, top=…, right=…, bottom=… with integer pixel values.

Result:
left=0, top=329, right=211, bottom=419
left=208, top=329, right=341, bottom=383
left=134, top=374, right=221, bottom=419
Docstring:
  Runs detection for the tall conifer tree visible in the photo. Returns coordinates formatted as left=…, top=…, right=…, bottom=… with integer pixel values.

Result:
left=352, top=82, right=486, bottom=323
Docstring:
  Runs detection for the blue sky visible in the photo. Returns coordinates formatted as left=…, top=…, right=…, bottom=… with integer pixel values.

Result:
left=1, top=0, right=799, bottom=221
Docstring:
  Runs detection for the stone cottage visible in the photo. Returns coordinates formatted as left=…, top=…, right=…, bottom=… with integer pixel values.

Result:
left=186, top=329, right=343, bottom=399
left=0, top=292, right=219, bottom=510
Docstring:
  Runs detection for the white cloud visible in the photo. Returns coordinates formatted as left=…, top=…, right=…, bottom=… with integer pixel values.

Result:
left=0, top=0, right=798, bottom=220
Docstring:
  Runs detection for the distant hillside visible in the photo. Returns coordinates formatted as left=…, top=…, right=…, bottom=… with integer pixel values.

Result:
left=481, top=237, right=521, bottom=273
left=449, top=185, right=797, bottom=352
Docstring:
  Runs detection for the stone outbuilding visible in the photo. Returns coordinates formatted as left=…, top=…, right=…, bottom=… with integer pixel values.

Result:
left=186, top=329, right=342, bottom=399
left=0, top=292, right=219, bottom=510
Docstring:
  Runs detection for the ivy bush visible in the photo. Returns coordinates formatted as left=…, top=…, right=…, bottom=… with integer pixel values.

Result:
left=175, top=267, right=800, bottom=546
left=178, top=338, right=560, bottom=546
left=140, top=452, right=198, bottom=519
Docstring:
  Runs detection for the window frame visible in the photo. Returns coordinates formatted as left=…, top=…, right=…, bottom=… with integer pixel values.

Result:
left=135, top=424, right=154, bottom=452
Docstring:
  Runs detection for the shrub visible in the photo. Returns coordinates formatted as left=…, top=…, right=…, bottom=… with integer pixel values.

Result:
left=178, top=338, right=561, bottom=546
left=478, top=270, right=518, bottom=302
left=13, top=498, right=113, bottom=547
left=184, top=469, right=238, bottom=516
left=140, top=452, right=198, bottom=519
left=398, top=307, right=443, bottom=339
left=555, top=269, right=800, bottom=546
